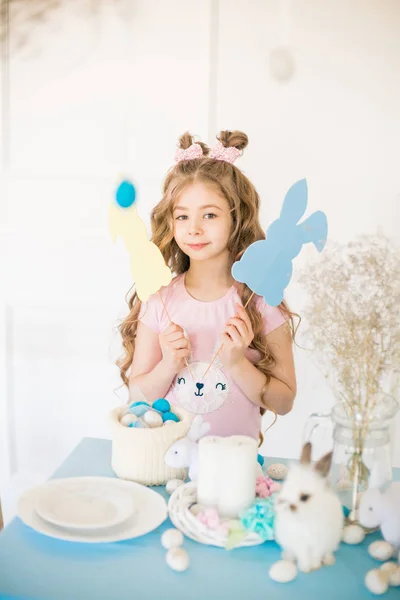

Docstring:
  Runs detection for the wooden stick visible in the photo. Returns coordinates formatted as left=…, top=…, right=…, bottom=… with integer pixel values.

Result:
left=158, top=291, right=194, bottom=381
left=202, top=291, right=255, bottom=379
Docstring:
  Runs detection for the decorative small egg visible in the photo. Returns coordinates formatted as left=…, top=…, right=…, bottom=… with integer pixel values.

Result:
left=120, top=413, right=138, bottom=427
left=381, top=562, right=400, bottom=587
left=143, top=410, right=163, bottom=428
left=267, top=463, right=288, bottom=480
left=269, top=560, right=297, bottom=583
left=165, top=547, right=190, bottom=572
left=389, top=566, right=400, bottom=587
left=161, top=528, right=184, bottom=550
left=129, top=401, right=150, bottom=409
left=163, top=420, right=175, bottom=427
left=166, top=478, right=185, bottom=495
left=129, top=404, right=151, bottom=417
left=380, top=562, right=398, bottom=576
left=153, top=398, right=171, bottom=413
left=162, top=411, right=180, bottom=423
left=342, top=524, right=365, bottom=545
left=365, top=569, right=389, bottom=595
left=368, top=541, right=395, bottom=562
left=257, top=454, right=265, bottom=467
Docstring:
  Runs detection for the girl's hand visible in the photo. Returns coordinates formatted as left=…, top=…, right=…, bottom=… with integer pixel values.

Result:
left=219, top=303, right=254, bottom=370
left=159, top=323, right=191, bottom=374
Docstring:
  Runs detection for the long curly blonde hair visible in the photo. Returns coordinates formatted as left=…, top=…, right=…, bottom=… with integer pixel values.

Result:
left=118, top=130, right=299, bottom=443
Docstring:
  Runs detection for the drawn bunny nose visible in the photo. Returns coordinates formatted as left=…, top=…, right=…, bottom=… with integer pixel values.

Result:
left=196, top=383, right=204, bottom=391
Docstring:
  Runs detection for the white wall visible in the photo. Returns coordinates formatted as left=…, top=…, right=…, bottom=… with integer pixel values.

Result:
left=1, top=0, right=399, bottom=523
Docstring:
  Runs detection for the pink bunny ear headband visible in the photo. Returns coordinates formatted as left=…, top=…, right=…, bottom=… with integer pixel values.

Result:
left=174, top=140, right=242, bottom=164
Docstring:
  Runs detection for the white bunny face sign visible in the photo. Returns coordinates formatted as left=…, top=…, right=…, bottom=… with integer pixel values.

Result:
left=171, top=361, right=229, bottom=414
left=171, top=341, right=229, bottom=415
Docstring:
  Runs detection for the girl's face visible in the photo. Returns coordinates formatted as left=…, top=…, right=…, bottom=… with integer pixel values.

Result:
left=173, top=182, right=233, bottom=263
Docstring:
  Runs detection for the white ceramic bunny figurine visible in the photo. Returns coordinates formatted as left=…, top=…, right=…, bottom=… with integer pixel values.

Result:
left=274, top=442, right=344, bottom=573
left=164, top=415, right=211, bottom=481
left=358, top=482, right=400, bottom=558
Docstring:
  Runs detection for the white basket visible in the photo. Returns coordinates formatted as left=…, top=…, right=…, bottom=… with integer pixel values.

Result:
left=109, top=405, right=192, bottom=486
left=168, top=482, right=265, bottom=548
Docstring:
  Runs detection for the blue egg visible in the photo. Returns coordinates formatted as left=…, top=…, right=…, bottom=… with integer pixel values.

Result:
left=129, top=404, right=150, bottom=417
left=129, top=401, right=150, bottom=409
left=153, top=399, right=171, bottom=413
left=257, top=454, right=265, bottom=467
left=116, top=180, right=136, bottom=208
left=162, top=411, right=180, bottom=423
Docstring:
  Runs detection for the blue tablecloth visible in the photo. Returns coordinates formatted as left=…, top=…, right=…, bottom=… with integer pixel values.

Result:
left=0, top=438, right=399, bottom=600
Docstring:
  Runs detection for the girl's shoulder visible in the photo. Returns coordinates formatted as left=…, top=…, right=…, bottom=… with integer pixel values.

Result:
left=146, top=273, right=184, bottom=307
left=138, top=274, right=184, bottom=326
left=251, top=292, right=288, bottom=335
left=142, top=275, right=183, bottom=310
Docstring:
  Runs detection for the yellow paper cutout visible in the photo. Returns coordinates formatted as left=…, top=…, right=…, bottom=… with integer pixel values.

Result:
left=108, top=202, right=172, bottom=301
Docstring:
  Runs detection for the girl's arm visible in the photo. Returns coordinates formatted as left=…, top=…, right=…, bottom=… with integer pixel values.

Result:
left=129, top=322, right=176, bottom=402
left=228, top=322, right=296, bottom=415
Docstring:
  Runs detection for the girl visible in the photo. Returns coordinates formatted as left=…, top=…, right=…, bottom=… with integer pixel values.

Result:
left=118, top=130, right=298, bottom=442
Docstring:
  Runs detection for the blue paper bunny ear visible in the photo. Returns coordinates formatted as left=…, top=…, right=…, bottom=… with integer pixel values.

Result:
left=279, top=178, right=308, bottom=224
left=231, top=178, right=328, bottom=306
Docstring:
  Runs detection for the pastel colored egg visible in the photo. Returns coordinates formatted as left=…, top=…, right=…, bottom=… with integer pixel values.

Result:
left=120, top=413, right=138, bottom=427
left=129, top=404, right=151, bottom=417
left=143, top=410, right=163, bottom=428
left=116, top=180, right=136, bottom=208
left=161, top=528, right=184, bottom=550
left=162, top=411, right=180, bottom=423
left=129, top=401, right=150, bottom=409
left=153, top=399, right=171, bottom=413
left=365, top=569, right=389, bottom=595
left=269, top=560, right=297, bottom=583
left=368, top=541, right=395, bottom=562
left=342, top=524, right=365, bottom=545
left=267, top=463, right=288, bottom=480
left=166, top=547, right=190, bottom=572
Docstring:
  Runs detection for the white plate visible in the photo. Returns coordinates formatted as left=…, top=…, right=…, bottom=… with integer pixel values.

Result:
left=35, top=477, right=136, bottom=530
left=18, top=477, right=168, bottom=543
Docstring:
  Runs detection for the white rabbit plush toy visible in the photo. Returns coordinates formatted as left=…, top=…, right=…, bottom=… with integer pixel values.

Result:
left=358, top=482, right=400, bottom=559
left=274, top=442, right=344, bottom=573
left=164, top=415, right=211, bottom=482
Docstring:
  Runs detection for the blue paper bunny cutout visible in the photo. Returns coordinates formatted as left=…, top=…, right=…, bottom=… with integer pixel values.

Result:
left=231, top=178, right=328, bottom=306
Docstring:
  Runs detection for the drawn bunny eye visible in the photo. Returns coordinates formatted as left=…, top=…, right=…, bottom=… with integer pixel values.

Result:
left=177, top=377, right=186, bottom=385
left=216, top=383, right=226, bottom=391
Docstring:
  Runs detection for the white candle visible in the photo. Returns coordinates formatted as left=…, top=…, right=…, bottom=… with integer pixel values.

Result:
left=197, top=436, right=224, bottom=506
left=217, top=436, right=258, bottom=518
